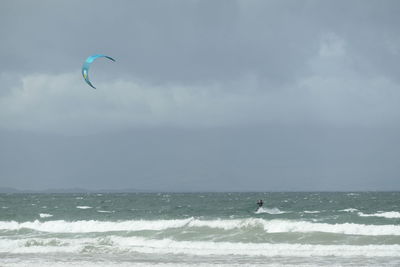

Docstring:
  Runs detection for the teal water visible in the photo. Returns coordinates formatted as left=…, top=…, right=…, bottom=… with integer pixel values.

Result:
left=0, top=192, right=399, bottom=266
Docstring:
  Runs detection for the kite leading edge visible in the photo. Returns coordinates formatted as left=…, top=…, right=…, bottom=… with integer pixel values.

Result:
left=82, top=54, right=115, bottom=89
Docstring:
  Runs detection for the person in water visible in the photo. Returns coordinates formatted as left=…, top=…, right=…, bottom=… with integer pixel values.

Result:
left=257, top=199, right=263, bottom=208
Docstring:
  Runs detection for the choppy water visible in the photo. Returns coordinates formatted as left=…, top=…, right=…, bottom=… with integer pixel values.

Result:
left=0, top=192, right=399, bottom=266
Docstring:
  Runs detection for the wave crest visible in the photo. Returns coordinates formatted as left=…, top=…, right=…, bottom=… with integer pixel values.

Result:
left=1, top=236, right=400, bottom=257
left=0, top=218, right=400, bottom=236
left=358, top=211, right=400, bottom=219
left=255, top=207, right=286, bottom=214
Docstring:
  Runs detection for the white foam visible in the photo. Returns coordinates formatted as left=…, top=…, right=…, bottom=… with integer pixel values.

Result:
left=97, top=210, right=114, bottom=213
left=0, top=262, right=245, bottom=267
left=112, top=236, right=400, bottom=257
left=0, top=219, right=194, bottom=233
left=39, top=213, right=53, bottom=218
left=0, top=238, right=82, bottom=254
left=340, top=208, right=358, bottom=212
left=76, top=206, right=92, bottom=209
left=0, top=218, right=399, bottom=236
left=358, top=211, right=400, bottom=219
left=0, top=262, right=270, bottom=267
left=304, top=211, right=320, bottom=214
left=0, top=236, right=400, bottom=258
left=255, top=207, right=286, bottom=214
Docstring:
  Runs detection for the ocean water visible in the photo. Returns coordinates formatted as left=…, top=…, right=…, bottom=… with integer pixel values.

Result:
left=0, top=192, right=399, bottom=266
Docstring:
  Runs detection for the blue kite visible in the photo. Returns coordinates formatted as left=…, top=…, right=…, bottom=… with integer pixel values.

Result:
left=82, top=54, right=115, bottom=89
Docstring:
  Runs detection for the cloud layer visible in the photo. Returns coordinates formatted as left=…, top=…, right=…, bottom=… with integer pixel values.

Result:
left=1, top=1, right=399, bottom=135
left=1, top=1, right=400, bottom=190
left=1, top=34, right=399, bottom=135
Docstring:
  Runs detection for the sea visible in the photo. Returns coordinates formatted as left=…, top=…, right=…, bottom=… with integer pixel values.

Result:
left=0, top=192, right=399, bottom=266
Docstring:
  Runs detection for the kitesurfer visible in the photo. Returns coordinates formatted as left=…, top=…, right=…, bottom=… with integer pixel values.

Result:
left=257, top=199, right=263, bottom=208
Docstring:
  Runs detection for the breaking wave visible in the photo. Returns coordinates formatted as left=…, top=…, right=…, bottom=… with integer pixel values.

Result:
left=0, top=218, right=399, bottom=236
left=76, top=206, right=92, bottom=209
left=0, top=236, right=399, bottom=257
left=358, top=211, right=400, bottom=219
left=255, top=207, right=286, bottom=214
left=39, top=213, right=53, bottom=218
left=340, top=208, right=358, bottom=212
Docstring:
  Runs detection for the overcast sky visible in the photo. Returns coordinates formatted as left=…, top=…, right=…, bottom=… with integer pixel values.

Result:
left=1, top=0, right=400, bottom=191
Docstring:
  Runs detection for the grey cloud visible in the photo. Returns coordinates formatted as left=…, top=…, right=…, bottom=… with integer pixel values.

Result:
left=1, top=0, right=400, bottom=191
left=2, top=0, right=399, bottom=84
left=0, top=68, right=398, bottom=134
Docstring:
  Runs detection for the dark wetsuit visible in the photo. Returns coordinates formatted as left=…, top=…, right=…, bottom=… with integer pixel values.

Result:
left=257, top=200, right=263, bottom=208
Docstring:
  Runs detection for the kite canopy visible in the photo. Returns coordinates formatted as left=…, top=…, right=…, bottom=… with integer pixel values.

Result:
left=82, top=54, right=115, bottom=89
